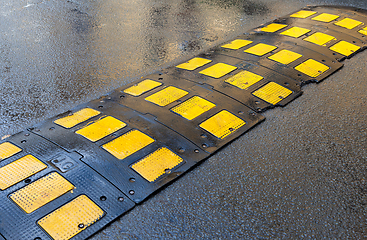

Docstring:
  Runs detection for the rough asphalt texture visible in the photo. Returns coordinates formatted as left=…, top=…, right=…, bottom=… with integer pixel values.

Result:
left=1, top=0, right=367, bottom=239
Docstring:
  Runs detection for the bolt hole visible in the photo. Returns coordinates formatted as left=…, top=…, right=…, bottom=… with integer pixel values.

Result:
left=332, top=53, right=336, bottom=55
left=129, top=178, right=135, bottom=183
left=353, top=41, right=356, bottom=43
left=78, top=223, right=85, bottom=229
left=34, top=238, right=42, bottom=240
left=120, top=95, right=125, bottom=98
left=24, top=133, right=30, bottom=137
left=158, top=73, right=162, bottom=75
left=202, top=144, right=207, bottom=148
left=21, top=140, right=27, bottom=143
left=297, top=74, right=302, bottom=77
left=158, top=77, right=163, bottom=80
left=35, top=129, right=40, bottom=132
left=318, top=70, right=323, bottom=73
left=284, top=82, right=289, bottom=85
left=255, top=101, right=260, bottom=104
left=229, top=128, right=234, bottom=132
left=194, top=149, right=199, bottom=153
left=177, top=100, right=182, bottom=103
left=129, top=190, right=135, bottom=195
left=53, top=159, right=59, bottom=163
left=49, top=127, right=55, bottom=131
left=25, top=179, right=31, bottom=184
left=118, top=197, right=124, bottom=202
left=98, top=105, right=103, bottom=109
left=100, top=100, right=104, bottom=103
left=178, top=148, right=185, bottom=153
left=165, top=169, right=171, bottom=174
left=238, top=111, right=244, bottom=115
left=100, top=196, right=107, bottom=201
left=251, top=112, right=256, bottom=116
left=321, top=60, right=326, bottom=62
left=200, top=134, right=207, bottom=138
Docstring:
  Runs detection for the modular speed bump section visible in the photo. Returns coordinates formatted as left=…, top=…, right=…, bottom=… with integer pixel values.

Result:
left=329, top=41, right=361, bottom=56
left=0, top=142, right=21, bottom=160
left=176, top=57, right=212, bottom=70
left=145, top=86, right=188, bottom=106
left=312, top=13, right=340, bottom=22
left=38, top=195, right=105, bottom=240
left=303, top=32, right=336, bottom=46
left=335, top=18, right=363, bottom=29
left=295, top=59, right=330, bottom=78
left=260, top=23, right=287, bottom=33
left=280, top=27, right=311, bottom=38
left=124, top=80, right=162, bottom=96
left=244, top=43, right=277, bottom=56
left=221, top=39, right=253, bottom=49
left=290, top=10, right=317, bottom=18
left=268, top=50, right=303, bottom=65
left=252, top=82, right=293, bottom=105
left=224, top=70, right=264, bottom=90
left=54, top=108, right=100, bottom=129
left=171, top=96, right=216, bottom=120
left=199, top=63, right=237, bottom=78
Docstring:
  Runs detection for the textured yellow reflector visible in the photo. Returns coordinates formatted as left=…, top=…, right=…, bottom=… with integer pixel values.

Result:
left=303, top=32, right=336, bottom=46
left=312, top=13, right=339, bottom=22
left=359, top=27, right=367, bottom=36
left=199, top=110, right=245, bottom=139
left=102, top=130, right=154, bottom=160
left=199, top=63, right=237, bottom=78
left=260, top=23, right=287, bottom=32
left=290, top=10, right=317, bottom=18
left=176, top=57, right=212, bottom=70
left=132, top=147, right=183, bottom=182
left=335, top=18, right=363, bottom=29
left=145, top=86, right=189, bottom=107
left=0, top=142, right=22, bottom=161
left=329, top=41, right=361, bottom=56
left=280, top=27, right=311, bottom=38
left=75, top=116, right=126, bottom=142
left=268, top=50, right=303, bottom=65
left=224, top=70, right=263, bottom=90
left=38, top=195, right=104, bottom=240
left=221, top=39, right=253, bottom=49
left=124, top=80, right=162, bottom=96
left=295, top=59, right=329, bottom=78
left=0, top=155, right=47, bottom=190
left=252, top=82, right=292, bottom=105
left=10, top=172, right=74, bottom=214
left=244, top=43, right=277, bottom=56
left=54, top=108, right=100, bottom=129
left=171, top=96, right=216, bottom=120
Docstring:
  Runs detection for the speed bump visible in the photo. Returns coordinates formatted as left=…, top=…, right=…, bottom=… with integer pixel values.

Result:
left=0, top=142, right=22, bottom=161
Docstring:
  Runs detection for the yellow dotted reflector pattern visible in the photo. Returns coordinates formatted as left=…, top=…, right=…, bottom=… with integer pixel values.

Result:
left=268, top=50, right=303, bottom=65
left=252, top=82, right=292, bottom=105
left=124, top=80, right=162, bottom=96
left=102, top=130, right=155, bottom=160
left=290, top=10, right=317, bottom=18
left=199, top=110, right=245, bottom=139
left=176, top=57, right=212, bottom=70
left=312, top=13, right=339, bottom=22
left=329, top=41, right=361, bottom=56
left=303, top=32, right=336, bottom=46
left=132, top=147, right=183, bottom=182
left=0, top=142, right=21, bottom=161
left=359, top=27, right=367, bottom=36
left=221, top=39, right=253, bottom=49
left=224, top=70, right=263, bottom=90
left=199, top=63, right=237, bottom=78
left=38, top=195, right=104, bottom=240
left=54, top=108, right=100, bottom=129
left=260, top=23, right=287, bottom=32
left=280, top=27, right=311, bottom=38
left=171, top=96, right=216, bottom=120
left=295, top=59, right=329, bottom=78
left=0, top=155, right=47, bottom=190
left=75, top=116, right=127, bottom=142
left=145, top=86, right=189, bottom=107
left=335, top=18, right=363, bottom=29
left=10, top=172, right=74, bottom=214
left=244, top=43, right=277, bottom=56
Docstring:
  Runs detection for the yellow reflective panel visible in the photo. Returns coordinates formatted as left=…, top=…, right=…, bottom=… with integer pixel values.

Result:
left=0, top=155, right=47, bottom=190
left=221, top=39, right=253, bottom=49
left=280, top=27, right=311, bottom=38
left=132, top=147, right=183, bottom=182
left=102, top=130, right=154, bottom=160
left=359, top=27, right=367, bottom=36
left=244, top=43, right=277, bottom=56
left=224, top=70, right=263, bottom=90
left=312, top=13, right=339, bottom=22
left=290, top=10, right=317, bottom=18
left=0, top=142, right=22, bottom=161
left=260, top=23, right=287, bottom=33
left=171, top=96, right=216, bottom=120
left=303, top=32, right=336, bottom=46
left=10, top=172, right=74, bottom=214
left=329, top=41, right=361, bottom=56
left=268, top=49, right=303, bottom=65
left=145, top=86, right=189, bottom=107
left=123, top=80, right=162, bottom=96
left=199, top=63, right=237, bottom=78
left=295, top=59, right=329, bottom=78
left=54, top=108, right=100, bottom=129
left=335, top=18, right=363, bottom=29
left=75, top=116, right=126, bottom=142
left=252, top=82, right=292, bottom=105
left=176, top=57, right=212, bottom=70
left=38, top=195, right=104, bottom=240
left=199, top=110, right=246, bottom=139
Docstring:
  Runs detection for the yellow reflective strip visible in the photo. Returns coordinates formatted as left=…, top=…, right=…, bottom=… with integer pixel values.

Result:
left=75, top=116, right=126, bottom=142
left=312, top=13, right=339, bottom=22
left=280, top=27, right=311, bottom=38
left=132, top=147, right=183, bottom=182
left=199, top=110, right=245, bottom=139
left=145, top=86, right=189, bottom=106
left=54, top=108, right=101, bottom=129
left=224, top=70, right=263, bottom=90
left=290, top=10, right=317, bottom=18
left=0, top=142, right=22, bottom=161
left=260, top=23, right=287, bottom=33
left=335, top=18, right=363, bottom=29
left=124, top=80, right=162, bottom=96
left=244, top=43, right=277, bottom=56
left=329, top=41, right=361, bottom=56
left=176, top=57, right=212, bottom=70
left=221, top=39, right=253, bottom=49
left=171, top=96, right=216, bottom=120
left=359, top=27, right=367, bottom=36
left=10, top=172, right=74, bottom=214
left=38, top=195, right=104, bottom=240
left=102, top=130, right=154, bottom=160
left=295, top=59, right=329, bottom=78
left=303, top=32, right=336, bottom=46
left=268, top=49, right=303, bottom=65
left=199, top=63, right=237, bottom=78
left=0, top=155, right=47, bottom=190
left=252, top=82, right=292, bottom=105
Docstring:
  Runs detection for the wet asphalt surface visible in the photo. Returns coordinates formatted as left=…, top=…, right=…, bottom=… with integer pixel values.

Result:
left=1, top=0, right=367, bottom=239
